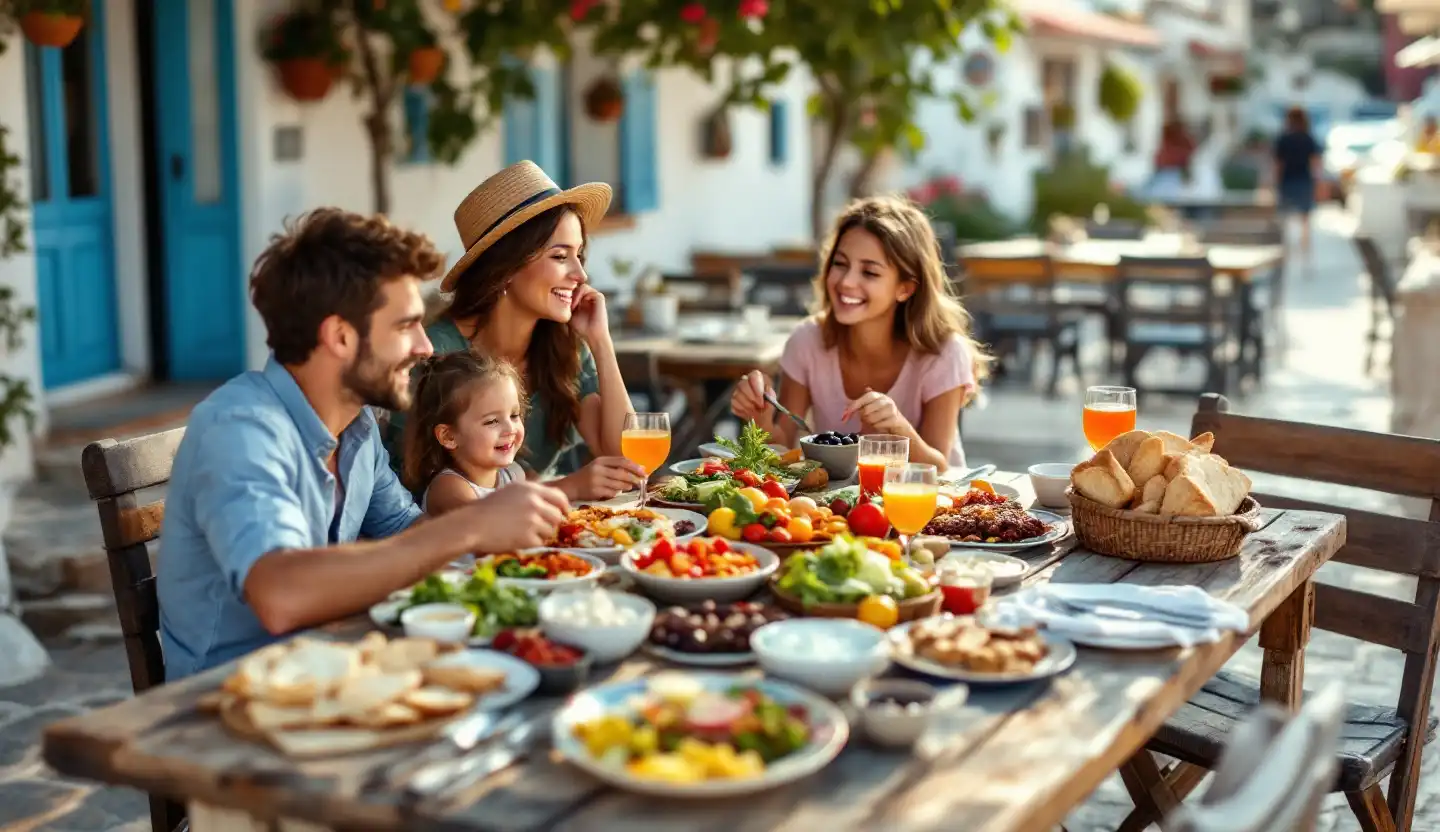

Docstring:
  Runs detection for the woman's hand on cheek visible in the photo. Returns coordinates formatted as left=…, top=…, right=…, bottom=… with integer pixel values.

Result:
left=568, top=285, right=611, bottom=343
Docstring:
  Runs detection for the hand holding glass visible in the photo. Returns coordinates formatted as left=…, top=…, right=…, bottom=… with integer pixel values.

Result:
left=621, top=412, right=671, bottom=506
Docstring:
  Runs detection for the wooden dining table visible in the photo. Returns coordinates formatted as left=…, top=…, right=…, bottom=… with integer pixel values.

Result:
left=41, top=470, right=1345, bottom=832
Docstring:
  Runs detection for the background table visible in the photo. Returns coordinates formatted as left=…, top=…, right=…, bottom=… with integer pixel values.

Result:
left=42, top=471, right=1344, bottom=832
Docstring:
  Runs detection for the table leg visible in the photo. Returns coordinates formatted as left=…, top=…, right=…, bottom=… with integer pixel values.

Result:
left=1258, top=580, right=1315, bottom=710
left=188, top=802, right=332, bottom=832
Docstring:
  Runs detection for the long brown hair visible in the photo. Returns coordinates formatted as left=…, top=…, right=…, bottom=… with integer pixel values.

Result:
left=402, top=351, right=527, bottom=493
left=443, top=205, right=585, bottom=447
left=814, top=196, right=992, bottom=392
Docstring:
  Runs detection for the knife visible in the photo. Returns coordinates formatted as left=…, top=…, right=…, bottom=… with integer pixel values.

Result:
left=404, top=716, right=549, bottom=804
left=362, top=709, right=522, bottom=792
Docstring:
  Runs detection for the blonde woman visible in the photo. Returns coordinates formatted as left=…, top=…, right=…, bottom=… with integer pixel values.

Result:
left=731, top=196, right=991, bottom=471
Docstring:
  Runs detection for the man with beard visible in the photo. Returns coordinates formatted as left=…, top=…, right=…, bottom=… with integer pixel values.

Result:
left=157, top=209, right=570, bottom=678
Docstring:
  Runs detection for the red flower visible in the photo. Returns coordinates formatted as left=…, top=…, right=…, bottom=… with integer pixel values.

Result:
left=680, top=3, right=707, bottom=24
left=570, top=0, right=596, bottom=21
left=738, top=0, right=768, bottom=18
left=936, top=175, right=963, bottom=196
left=696, top=16, right=720, bottom=53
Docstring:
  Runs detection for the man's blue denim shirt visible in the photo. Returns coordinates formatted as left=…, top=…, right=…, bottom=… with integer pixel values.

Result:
left=158, top=358, right=422, bottom=678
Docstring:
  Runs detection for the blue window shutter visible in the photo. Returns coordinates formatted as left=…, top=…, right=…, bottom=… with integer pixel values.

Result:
left=769, top=100, right=788, bottom=165
left=618, top=71, right=658, bottom=213
left=402, top=88, right=430, bottom=164
left=503, top=85, right=537, bottom=167
left=532, top=65, right=563, bottom=179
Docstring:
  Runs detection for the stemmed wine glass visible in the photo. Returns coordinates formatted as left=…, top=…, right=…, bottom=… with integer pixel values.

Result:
left=621, top=412, right=671, bottom=507
left=882, top=463, right=939, bottom=561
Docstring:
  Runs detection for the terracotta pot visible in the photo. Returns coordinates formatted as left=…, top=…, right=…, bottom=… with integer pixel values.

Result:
left=584, top=79, right=624, bottom=122
left=276, top=58, right=335, bottom=102
left=20, top=12, right=84, bottom=48
left=407, top=46, right=445, bottom=85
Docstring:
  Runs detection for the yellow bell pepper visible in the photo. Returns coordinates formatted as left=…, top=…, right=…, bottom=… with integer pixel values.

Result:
left=707, top=507, right=741, bottom=540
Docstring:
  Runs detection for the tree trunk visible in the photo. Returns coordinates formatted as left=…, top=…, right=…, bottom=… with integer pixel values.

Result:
left=349, top=1, right=396, bottom=216
left=364, top=111, right=393, bottom=216
left=849, top=148, right=883, bottom=200
left=810, top=93, right=850, bottom=242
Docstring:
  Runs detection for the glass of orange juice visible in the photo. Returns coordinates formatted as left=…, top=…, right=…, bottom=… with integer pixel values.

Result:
left=1082, top=386, right=1137, bottom=451
left=857, top=434, right=909, bottom=502
left=882, top=462, right=939, bottom=560
left=621, top=412, right=671, bottom=507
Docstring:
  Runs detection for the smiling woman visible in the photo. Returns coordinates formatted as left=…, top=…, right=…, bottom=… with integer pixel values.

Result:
left=382, top=162, right=643, bottom=501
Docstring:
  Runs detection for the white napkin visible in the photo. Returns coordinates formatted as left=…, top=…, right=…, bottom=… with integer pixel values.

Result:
left=991, top=584, right=1249, bottom=648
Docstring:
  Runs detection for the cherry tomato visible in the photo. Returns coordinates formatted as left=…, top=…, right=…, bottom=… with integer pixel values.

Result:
left=711, top=538, right=731, bottom=554
left=857, top=595, right=900, bottom=629
left=761, top=479, right=789, bottom=500
left=742, top=523, right=769, bottom=543
left=735, top=469, right=762, bottom=488
left=700, top=459, right=730, bottom=475
left=847, top=502, right=891, bottom=539
left=767, top=526, right=793, bottom=543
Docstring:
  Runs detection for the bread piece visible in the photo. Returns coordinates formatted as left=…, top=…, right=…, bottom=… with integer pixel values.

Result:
left=1160, top=454, right=1252, bottom=517
left=1140, top=475, right=1167, bottom=507
left=333, top=670, right=422, bottom=719
left=350, top=702, right=422, bottom=729
left=1100, top=430, right=1152, bottom=469
left=259, top=641, right=361, bottom=707
left=246, top=701, right=321, bottom=731
left=422, top=655, right=509, bottom=696
left=371, top=637, right=442, bottom=674
left=1126, top=437, right=1167, bottom=489
left=1070, top=449, right=1136, bottom=509
left=1153, top=430, right=1215, bottom=455
left=405, top=686, right=475, bottom=717
left=1135, top=500, right=1161, bottom=514
left=225, top=643, right=290, bottom=697
left=356, top=631, right=389, bottom=662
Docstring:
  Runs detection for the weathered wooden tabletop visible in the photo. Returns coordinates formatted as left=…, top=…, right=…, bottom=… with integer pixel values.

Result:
left=958, top=237, right=1285, bottom=281
left=42, top=471, right=1345, bottom=832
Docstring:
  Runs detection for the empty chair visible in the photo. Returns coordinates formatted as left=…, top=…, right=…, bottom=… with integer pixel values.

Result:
left=1165, top=683, right=1346, bottom=832
left=959, top=255, right=1082, bottom=397
left=1114, top=256, right=1235, bottom=397
left=744, top=263, right=816, bottom=316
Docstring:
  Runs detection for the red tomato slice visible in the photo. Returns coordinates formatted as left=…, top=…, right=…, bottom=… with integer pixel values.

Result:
left=651, top=538, right=676, bottom=560
left=761, top=479, right=789, bottom=500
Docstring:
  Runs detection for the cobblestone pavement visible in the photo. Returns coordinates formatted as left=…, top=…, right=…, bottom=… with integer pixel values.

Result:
left=2, top=207, right=1434, bottom=831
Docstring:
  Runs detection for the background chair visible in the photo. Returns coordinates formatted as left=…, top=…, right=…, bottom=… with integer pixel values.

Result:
left=960, top=255, right=1083, bottom=397
left=1114, top=256, right=1235, bottom=397
left=1352, top=235, right=1398, bottom=376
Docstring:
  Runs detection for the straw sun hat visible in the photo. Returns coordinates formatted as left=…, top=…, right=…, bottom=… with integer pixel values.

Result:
left=441, top=160, right=613, bottom=292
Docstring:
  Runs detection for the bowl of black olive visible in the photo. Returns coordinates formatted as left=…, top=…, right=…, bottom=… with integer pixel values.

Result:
left=800, top=432, right=862, bottom=479
left=645, top=600, right=789, bottom=666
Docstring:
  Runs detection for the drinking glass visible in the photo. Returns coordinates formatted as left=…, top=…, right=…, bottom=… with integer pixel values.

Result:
left=1082, top=386, right=1137, bottom=451
left=858, top=434, right=910, bottom=502
left=621, top=412, right=672, bottom=506
left=882, top=463, right=939, bottom=561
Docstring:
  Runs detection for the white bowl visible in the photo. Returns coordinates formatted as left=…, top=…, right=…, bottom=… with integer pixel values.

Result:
left=750, top=618, right=890, bottom=697
left=1028, top=462, right=1075, bottom=509
left=399, top=603, right=476, bottom=644
left=850, top=678, right=968, bottom=748
left=538, top=590, right=656, bottom=663
left=798, top=435, right=860, bottom=480
left=621, top=540, right=779, bottom=604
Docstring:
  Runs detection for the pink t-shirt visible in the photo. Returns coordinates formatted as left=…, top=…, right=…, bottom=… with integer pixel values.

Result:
left=779, top=319, right=975, bottom=468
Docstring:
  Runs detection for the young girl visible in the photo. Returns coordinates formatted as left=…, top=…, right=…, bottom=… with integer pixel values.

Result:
left=403, top=351, right=528, bottom=516
left=731, top=195, right=990, bottom=471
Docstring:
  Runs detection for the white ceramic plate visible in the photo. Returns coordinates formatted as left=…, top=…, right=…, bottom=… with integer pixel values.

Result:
left=697, top=442, right=788, bottom=460
left=475, top=550, right=608, bottom=593
left=552, top=673, right=849, bottom=797
left=642, top=642, right=758, bottom=667
left=888, top=618, right=1077, bottom=685
left=424, top=649, right=540, bottom=709
left=939, top=482, right=1022, bottom=503
left=368, top=571, right=498, bottom=646
left=931, top=509, right=1069, bottom=553
left=936, top=550, right=1031, bottom=588
left=560, top=508, right=708, bottom=562
left=621, top=541, right=779, bottom=604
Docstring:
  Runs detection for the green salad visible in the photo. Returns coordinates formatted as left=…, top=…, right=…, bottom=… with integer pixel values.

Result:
left=405, top=563, right=538, bottom=636
left=776, top=535, right=931, bottom=606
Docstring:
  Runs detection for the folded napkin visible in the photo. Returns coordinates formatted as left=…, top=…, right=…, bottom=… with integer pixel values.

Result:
left=991, top=584, right=1250, bottom=648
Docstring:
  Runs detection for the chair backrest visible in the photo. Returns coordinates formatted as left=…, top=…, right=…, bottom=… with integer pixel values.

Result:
left=1116, top=255, right=1221, bottom=325
left=1192, top=393, right=1440, bottom=825
left=745, top=264, right=816, bottom=316
left=80, top=428, right=185, bottom=694
left=959, top=255, right=1054, bottom=292
left=1085, top=219, right=1145, bottom=240
left=1167, top=683, right=1346, bottom=832
left=1352, top=235, right=1397, bottom=311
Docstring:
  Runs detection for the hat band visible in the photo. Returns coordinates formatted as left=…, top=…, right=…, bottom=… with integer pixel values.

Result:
left=467, top=187, right=563, bottom=246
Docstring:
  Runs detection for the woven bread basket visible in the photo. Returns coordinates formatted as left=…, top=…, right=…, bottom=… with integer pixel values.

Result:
left=1066, top=487, right=1263, bottom=563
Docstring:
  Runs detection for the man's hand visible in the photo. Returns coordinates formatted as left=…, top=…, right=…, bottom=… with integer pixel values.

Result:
left=445, top=482, right=570, bottom=553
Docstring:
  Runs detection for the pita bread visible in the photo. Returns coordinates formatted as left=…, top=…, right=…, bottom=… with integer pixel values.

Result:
left=1126, top=437, right=1168, bottom=489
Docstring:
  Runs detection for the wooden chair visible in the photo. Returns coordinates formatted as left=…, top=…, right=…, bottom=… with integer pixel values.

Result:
left=1120, top=394, right=1440, bottom=832
left=80, top=428, right=188, bottom=832
left=1165, top=683, right=1346, bottom=832
left=1352, top=235, right=1398, bottom=376
left=1198, top=221, right=1286, bottom=385
left=744, top=264, right=816, bottom=316
left=960, top=255, right=1082, bottom=397
left=1114, top=256, right=1235, bottom=398
left=1084, top=219, right=1145, bottom=240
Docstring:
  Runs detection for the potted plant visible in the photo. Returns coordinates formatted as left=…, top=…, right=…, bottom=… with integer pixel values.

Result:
left=14, top=0, right=87, bottom=48
left=1098, top=63, right=1142, bottom=124
left=584, top=76, right=624, bottom=122
left=260, top=9, right=351, bottom=103
left=406, top=38, right=446, bottom=86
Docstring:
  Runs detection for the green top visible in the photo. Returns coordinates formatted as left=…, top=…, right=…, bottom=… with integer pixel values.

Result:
left=383, top=317, right=601, bottom=481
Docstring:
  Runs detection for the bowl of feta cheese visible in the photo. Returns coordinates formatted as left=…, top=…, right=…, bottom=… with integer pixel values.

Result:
left=538, top=589, right=657, bottom=663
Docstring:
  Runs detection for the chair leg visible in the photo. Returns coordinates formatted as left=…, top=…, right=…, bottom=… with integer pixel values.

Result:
left=1118, top=751, right=1179, bottom=831
left=1346, top=784, right=1398, bottom=832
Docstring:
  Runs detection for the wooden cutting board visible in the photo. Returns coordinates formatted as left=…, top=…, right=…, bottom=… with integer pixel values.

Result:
left=215, top=695, right=459, bottom=759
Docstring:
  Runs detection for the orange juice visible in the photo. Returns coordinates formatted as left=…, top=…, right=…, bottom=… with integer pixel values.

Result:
left=1082, top=403, right=1137, bottom=450
left=882, top=482, right=939, bottom=535
left=858, top=458, right=889, bottom=501
left=621, top=429, right=672, bottom=475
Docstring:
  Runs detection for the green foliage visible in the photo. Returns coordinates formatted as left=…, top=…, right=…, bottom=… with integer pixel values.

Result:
left=1220, top=159, right=1261, bottom=191
left=1098, top=63, right=1142, bottom=124
left=907, top=175, right=1017, bottom=243
left=1030, top=151, right=1149, bottom=233
left=1050, top=102, right=1076, bottom=131
left=0, top=123, right=41, bottom=452
left=259, top=7, right=350, bottom=66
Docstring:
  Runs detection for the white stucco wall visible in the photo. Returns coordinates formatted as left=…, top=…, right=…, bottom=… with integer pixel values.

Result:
left=0, top=41, right=40, bottom=481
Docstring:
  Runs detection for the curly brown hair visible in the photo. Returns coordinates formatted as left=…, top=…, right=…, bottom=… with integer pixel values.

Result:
left=251, top=208, right=444, bottom=364
left=443, top=205, right=586, bottom=447
left=402, top=351, right=527, bottom=493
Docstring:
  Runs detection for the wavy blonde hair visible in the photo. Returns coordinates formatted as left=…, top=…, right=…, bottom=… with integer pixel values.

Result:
left=813, top=195, right=992, bottom=393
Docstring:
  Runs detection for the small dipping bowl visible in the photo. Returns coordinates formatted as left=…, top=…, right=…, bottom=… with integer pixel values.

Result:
left=530, top=646, right=595, bottom=696
left=400, top=603, right=476, bottom=644
left=850, top=678, right=969, bottom=748
left=1027, top=462, right=1076, bottom=509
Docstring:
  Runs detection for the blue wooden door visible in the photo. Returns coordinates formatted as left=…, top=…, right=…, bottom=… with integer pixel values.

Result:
left=25, top=2, right=121, bottom=389
left=152, top=0, right=245, bottom=380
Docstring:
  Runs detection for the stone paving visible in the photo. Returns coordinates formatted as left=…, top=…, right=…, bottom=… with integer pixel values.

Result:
left=1, top=206, right=1435, bottom=830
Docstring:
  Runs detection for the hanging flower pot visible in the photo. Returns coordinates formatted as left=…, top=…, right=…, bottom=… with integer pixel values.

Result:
left=585, top=77, right=625, bottom=123
left=702, top=107, right=734, bottom=160
left=407, top=46, right=446, bottom=85
left=277, top=58, right=336, bottom=102
left=19, top=11, right=85, bottom=48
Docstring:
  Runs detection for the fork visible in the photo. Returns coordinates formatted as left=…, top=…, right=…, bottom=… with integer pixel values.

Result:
left=763, top=389, right=812, bottom=435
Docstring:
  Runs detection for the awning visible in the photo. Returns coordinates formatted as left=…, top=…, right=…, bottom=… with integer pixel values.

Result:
left=1397, top=34, right=1440, bottom=66
left=1020, top=2, right=1162, bottom=49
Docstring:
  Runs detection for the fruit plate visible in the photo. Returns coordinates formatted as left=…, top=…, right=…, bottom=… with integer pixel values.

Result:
left=552, top=672, right=849, bottom=798
left=642, top=642, right=757, bottom=667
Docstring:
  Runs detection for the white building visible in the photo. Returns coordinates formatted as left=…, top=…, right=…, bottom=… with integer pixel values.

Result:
left=0, top=0, right=817, bottom=480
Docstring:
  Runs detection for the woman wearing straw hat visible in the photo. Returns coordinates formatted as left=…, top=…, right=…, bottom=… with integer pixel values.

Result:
left=384, top=161, right=645, bottom=500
